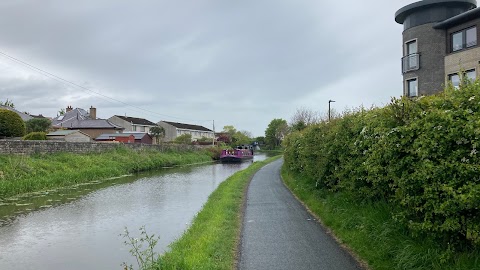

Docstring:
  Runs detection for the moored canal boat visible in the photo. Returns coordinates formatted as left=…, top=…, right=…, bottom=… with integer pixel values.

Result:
left=220, top=146, right=254, bottom=163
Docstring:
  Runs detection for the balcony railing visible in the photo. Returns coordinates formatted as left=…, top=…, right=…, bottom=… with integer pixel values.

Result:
left=402, top=53, right=420, bottom=73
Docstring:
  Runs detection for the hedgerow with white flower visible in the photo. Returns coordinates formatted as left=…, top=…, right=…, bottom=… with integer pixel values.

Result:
left=283, top=81, right=480, bottom=248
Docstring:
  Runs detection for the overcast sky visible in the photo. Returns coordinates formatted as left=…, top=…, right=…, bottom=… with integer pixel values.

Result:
left=0, top=0, right=413, bottom=137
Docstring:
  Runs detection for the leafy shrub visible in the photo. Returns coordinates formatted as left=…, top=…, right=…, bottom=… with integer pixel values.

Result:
left=23, top=132, right=47, bottom=140
left=25, top=118, right=51, bottom=133
left=174, top=134, right=192, bottom=144
left=0, top=109, right=25, bottom=137
left=283, top=82, right=480, bottom=248
left=205, top=146, right=223, bottom=160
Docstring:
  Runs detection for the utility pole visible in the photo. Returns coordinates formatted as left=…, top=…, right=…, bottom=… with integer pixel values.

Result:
left=212, top=120, right=215, bottom=146
left=328, top=100, right=336, bottom=122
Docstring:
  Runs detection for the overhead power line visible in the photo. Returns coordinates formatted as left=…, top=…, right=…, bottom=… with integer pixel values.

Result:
left=0, top=50, right=212, bottom=123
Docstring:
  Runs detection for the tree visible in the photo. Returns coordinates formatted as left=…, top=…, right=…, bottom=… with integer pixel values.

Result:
left=0, top=99, right=15, bottom=108
left=0, top=109, right=25, bottom=137
left=149, top=126, right=165, bottom=144
left=290, top=107, right=319, bottom=131
left=254, top=136, right=265, bottom=145
left=174, top=134, right=192, bottom=144
left=222, top=125, right=237, bottom=139
left=265, top=118, right=288, bottom=149
left=232, top=130, right=252, bottom=146
left=26, top=118, right=51, bottom=133
left=222, top=126, right=253, bottom=147
left=58, top=108, right=65, bottom=116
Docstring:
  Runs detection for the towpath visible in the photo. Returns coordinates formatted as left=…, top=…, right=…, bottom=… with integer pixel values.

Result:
left=238, top=159, right=363, bottom=270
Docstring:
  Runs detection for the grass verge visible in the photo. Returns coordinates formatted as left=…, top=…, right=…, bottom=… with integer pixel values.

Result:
left=155, top=156, right=282, bottom=270
left=281, top=167, right=480, bottom=270
left=0, top=146, right=212, bottom=199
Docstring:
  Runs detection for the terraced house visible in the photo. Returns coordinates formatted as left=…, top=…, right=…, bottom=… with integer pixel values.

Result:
left=157, top=121, right=214, bottom=142
left=108, top=115, right=157, bottom=133
left=51, top=106, right=123, bottom=139
left=396, top=0, right=480, bottom=96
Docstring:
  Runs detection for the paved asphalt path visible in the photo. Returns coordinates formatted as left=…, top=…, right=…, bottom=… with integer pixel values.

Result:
left=239, top=159, right=363, bottom=270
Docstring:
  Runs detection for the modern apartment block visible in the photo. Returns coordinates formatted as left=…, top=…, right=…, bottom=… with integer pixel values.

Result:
left=395, top=0, right=480, bottom=96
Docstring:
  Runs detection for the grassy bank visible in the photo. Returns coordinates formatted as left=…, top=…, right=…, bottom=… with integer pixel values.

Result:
left=282, top=167, right=480, bottom=270
left=155, top=156, right=281, bottom=270
left=0, top=146, right=212, bottom=199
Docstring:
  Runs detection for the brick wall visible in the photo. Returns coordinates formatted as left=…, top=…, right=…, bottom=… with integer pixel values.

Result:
left=402, top=23, right=447, bottom=96
left=0, top=140, right=201, bottom=155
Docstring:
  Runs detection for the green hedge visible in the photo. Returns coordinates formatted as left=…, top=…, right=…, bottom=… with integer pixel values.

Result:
left=23, top=132, right=47, bottom=140
left=283, top=82, right=480, bottom=248
left=0, top=109, right=25, bottom=137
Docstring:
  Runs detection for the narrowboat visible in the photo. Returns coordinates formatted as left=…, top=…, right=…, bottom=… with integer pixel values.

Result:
left=220, top=146, right=254, bottom=163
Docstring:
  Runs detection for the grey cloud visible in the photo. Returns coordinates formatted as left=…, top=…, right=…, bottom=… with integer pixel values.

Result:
left=0, top=0, right=412, bottom=136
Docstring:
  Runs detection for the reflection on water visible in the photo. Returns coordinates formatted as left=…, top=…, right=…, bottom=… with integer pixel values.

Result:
left=0, top=153, right=270, bottom=270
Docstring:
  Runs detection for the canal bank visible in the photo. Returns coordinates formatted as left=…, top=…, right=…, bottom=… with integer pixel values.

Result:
left=0, top=153, right=276, bottom=270
left=0, top=146, right=213, bottom=199
left=158, top=155, right=282, bottom=269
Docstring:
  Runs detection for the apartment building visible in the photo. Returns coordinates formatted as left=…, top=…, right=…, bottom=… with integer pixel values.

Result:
left=395, top=0, right=480, bottom=96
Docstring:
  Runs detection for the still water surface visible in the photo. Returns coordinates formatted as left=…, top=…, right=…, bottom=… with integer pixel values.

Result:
left=0, top=154, right=269, bottom=270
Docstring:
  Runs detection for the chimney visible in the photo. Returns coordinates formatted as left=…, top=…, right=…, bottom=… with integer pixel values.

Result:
left=89, top=106, right=97, bottom=119
left=66, top=105, right=73, bottom=112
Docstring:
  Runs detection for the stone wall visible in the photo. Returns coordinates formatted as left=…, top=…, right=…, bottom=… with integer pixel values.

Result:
left=0, top=140, right=200, bottom=155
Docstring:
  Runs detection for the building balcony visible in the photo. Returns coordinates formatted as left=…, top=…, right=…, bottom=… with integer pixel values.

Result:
left=402, top=53, right=420, bottom=73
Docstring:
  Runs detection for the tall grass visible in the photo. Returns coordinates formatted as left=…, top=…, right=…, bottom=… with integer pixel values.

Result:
left=0, top=147, right=212, bottom=199
left=154, top=156, right=282, bottom=270
left=281, top=167, right=480, bottom=270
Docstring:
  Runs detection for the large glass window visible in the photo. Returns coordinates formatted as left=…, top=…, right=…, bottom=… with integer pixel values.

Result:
left=448, top=69, right=476, bottom=89
left=466, top=69, right=477, bottom=81
left=452, top=32, right=463, bottom=52
left=452, top=27, right=477, bottom=52
left=407, top=40, right=417, bottom=55
left=407, top=78, right=418, bottom=97
left=406, top=40, right=418, bottom=69
left=466, top=27, right=477, bottom=48
left=449, top=73, right=460, bottom=88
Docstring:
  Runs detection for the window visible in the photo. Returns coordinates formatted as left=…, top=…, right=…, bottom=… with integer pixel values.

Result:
left=466, top=27, right=477, bottom=47
left=132, top=125, right=137, bottom=131
left=452, top=32, right=463, bottom=52
left=452, top=27, right=477, bottom=52
left=407, top=78, right=418, bottom=97
left=449, top=73, right=460, bottom=88
left=406, top=40, right=417, bottom=55
left=466, top=69, right=476, bottom=81
left=140, top=126, right=145, bottom=132
left=449, top=69, right=476, bottom=88
left=402, top=40, right=419, bottom=73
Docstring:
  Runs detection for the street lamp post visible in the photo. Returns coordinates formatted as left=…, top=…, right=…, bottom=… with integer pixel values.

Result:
left=328, top=100, right=335, bottom=122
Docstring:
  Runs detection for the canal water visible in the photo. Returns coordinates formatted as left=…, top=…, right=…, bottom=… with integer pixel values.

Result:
left=0, top=154, right=271, bottom=270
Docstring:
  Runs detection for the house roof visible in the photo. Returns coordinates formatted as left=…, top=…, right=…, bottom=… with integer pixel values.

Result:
left=55, top=119, right=124, bottom=129
left=434, top=6, right=480, bottom=28
left=52, top=108, right=123, bottom=130
left=52, top=108, right=90, bottom=126
left=46, top=130, right=90, bottom=137
left=113, top=115, right=157, bottom=126
left=160, top=121, right=213, bottom=132
left=96, top=133, right=134, bottom=140
left=395, top=0, right=477, bottom=24
left=0, top=105, right=33, bottom=121
left=122, top=132, right=153, bottom=140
